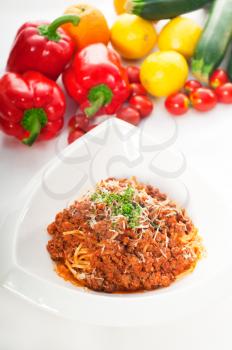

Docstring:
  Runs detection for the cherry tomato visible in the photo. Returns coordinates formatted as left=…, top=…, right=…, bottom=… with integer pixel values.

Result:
left=68, top=115, right=78, bottom=129
left=116, top=106, right=140, bottom=125
left=190, top=87, right=217, bottom=112
left=68, top=128, right=85, bottom=144
left=68, top=113, right=90, bottom=132
left=210, top=69, right=229, bottom=89
left=165, top=93, right=189, bottom=116
left=215, top=82, right=232, bottom=104
left=130, top=83, right=147, bottom=97
left=126, top=66, right=140, bottom=83
left=184, top=80, right=202, bottom=95
left=129, top=95, right=153, bottom=118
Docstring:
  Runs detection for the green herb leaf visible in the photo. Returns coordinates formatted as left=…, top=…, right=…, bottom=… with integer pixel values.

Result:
left=91, top=187, right=141, bottom=229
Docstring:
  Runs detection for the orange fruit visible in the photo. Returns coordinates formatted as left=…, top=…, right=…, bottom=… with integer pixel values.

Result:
left=114, top=0, right=127, bottom=14
left=63, top=3, right=110, bottom=50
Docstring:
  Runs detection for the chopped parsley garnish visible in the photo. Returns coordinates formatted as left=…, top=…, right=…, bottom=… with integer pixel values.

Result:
left=90, top=187, right=141, bottom=228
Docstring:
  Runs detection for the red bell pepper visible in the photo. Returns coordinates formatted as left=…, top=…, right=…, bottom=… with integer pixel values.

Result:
left=0, top=71, right=66, bottom=146
left=7, top=15, right=80, bottom=81
left=63, top=43, right=130, bottom=117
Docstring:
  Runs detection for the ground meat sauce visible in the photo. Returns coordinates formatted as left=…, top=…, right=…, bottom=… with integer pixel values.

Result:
left=47, top=177, right=203, bottom=293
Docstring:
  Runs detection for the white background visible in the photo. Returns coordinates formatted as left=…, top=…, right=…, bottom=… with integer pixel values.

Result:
left=0, top=0, right=232, bottom=348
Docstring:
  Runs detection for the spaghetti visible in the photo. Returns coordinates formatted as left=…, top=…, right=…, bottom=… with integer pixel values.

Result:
left=47, top=177, right=204, bottom=293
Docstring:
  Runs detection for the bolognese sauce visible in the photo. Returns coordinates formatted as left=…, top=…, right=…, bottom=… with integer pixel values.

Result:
left=47, top=177, right=203, bottom=293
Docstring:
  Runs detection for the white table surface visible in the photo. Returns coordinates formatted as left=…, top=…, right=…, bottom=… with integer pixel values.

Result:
left=1, top=0, right=232, bottom=348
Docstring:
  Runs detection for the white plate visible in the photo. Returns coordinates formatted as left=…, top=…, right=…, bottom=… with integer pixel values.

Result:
left=1, top=118, right=232, bottom=326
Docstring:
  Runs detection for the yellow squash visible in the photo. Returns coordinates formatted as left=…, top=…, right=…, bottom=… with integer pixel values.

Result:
left=114, top=0, right=127, bottom=14
left=111, top=14, right=157, bottom=60
left=140, top=50, right=189, bottom=97
left=158, top=17, right=202, bottom=59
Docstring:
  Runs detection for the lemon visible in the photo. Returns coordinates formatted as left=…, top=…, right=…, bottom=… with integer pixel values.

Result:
left=158, top=17, right=202, bottom=59
left=140, top=51, right=189, bottom=97
left=114, top=0, right=126, bottom=14
left=111, top=14, right=157, bottom=60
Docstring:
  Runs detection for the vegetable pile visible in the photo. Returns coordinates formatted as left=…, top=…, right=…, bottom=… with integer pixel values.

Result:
left=0, top=0, right=232, bottom=146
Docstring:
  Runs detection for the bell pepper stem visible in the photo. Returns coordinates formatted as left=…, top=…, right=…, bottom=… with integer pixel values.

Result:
left=85, top=93, right=105, bottom=118
left=22, top=117, right=42, bottom=146
left=84, top=84, right=113, bottom=118
left=38, top=15, right=80, bottom=42
left=21, top=108, right=47, bottom=146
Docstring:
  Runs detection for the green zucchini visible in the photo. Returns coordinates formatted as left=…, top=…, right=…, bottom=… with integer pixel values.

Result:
left=228, top=49, right=232, bottom=81
left=125, top=0, right=212, bottom=20
left=192, top=0, right=232, bottom=83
